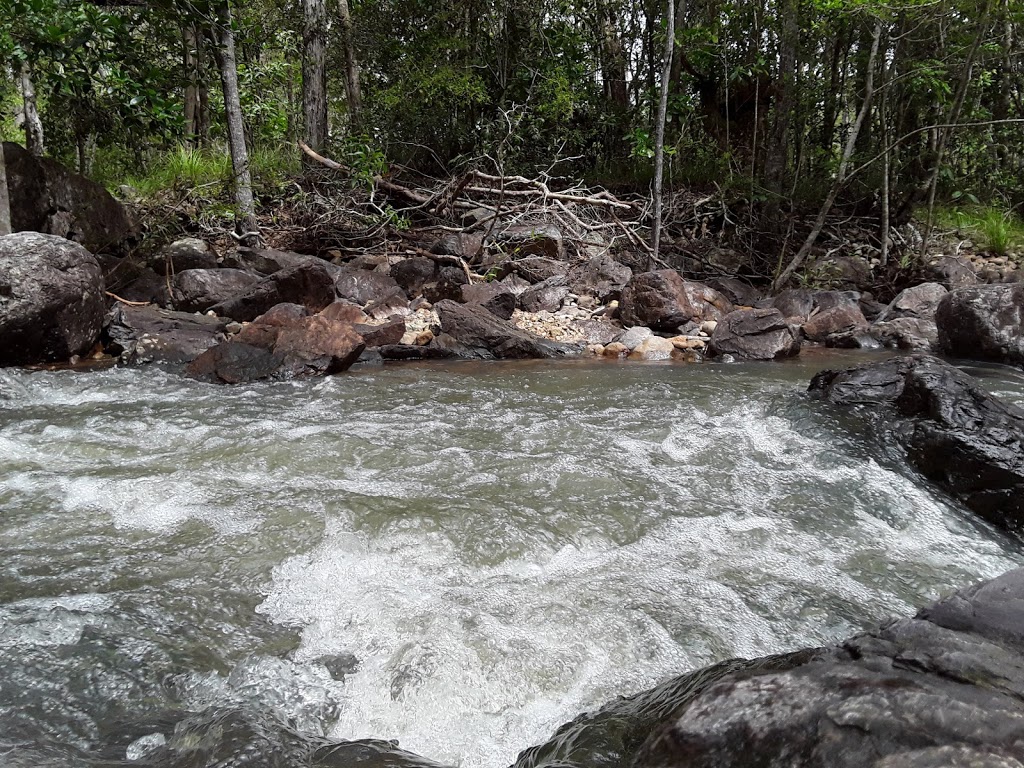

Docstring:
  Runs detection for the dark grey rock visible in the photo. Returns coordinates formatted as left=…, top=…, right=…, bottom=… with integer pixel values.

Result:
left=487, top=223, right=564, bottom=260
left=170, top=269, right=258, bottom=313
left=520, top=275, right=570, bottom=313
left=104, top=305, right=227, bottom=364
left=709, top=308, right=801, bottom=360
left=0, top=232, right=105, bottom=364
left=707, top=277, right=762, bottom=307
left=334, top=267, right=406, bottom=307
left=771, top=288, right=816, bottom=321
left=3, top=141, right=137, bottom=254
left=566, top=255, right=632, bottom=303
left=809, top=354, right=1024, bottom=532
left=461, top=282, right=517, bottom=320
left=209, top=262, right=337, bottom=322
left=935, top=284, right=1024, bottom=367
left=151, top=238, right=218, bottom=273
left=620, top=271, right=732, bottom=331
left=434, top=300, right=578, bottom=359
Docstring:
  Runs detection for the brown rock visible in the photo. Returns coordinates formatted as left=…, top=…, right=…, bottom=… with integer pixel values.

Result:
left=209, top=261, right=336, bottom=322
left=710, top=308, right=801, bottom=360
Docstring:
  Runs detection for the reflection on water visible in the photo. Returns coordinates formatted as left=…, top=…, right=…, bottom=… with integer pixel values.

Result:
left=0, top=354, right=1021, bottom=767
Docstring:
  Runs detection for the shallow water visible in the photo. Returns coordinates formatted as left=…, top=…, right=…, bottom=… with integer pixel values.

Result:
left=1, top=354, right=1021, bottom=767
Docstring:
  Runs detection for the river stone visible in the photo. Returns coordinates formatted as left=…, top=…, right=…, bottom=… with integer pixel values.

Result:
left=170, top=268, right=259, bottom=313
left=809, top=354, right=1024, bottom=531
left=390, top=257, right=467, bottom=303
left=802, top=305, right=869, bottom=343
left=878, top=283, right=948, bottom=321
left=209, top=261, right=337, bottom=322
left=487, top=223, right=564, bottom=260
left=460, top=282, right=516, bottom=320
left=434, top=299, right=577, bottom=359
left=620, top=271, right=733, bottom=332
left=334, top=267, right=406, bottom=309
left=0, top=231, right=105, bottom=365
left=935, top=284, right=1024, bottom=367
left=707, top=277, right=762, bottom=307
left=115, top=268, right=171, bottom=306
left=223, top=247, right=341, bottom=278
left=3, top=141, right=137, bottom=255
left=151, top=238, right=218, bottom=273
left=709, top=308, right=800, bottom=360
left=629, top=335, right=674, bottom=360
left=771, top=288, right=815, bottom=321
left=105, top=304, right=227, bottom=365
left=353, top=317, right=406, bottom=347
left=617, top=325, right=653, bottom=350
left=504, top=257, right=568, bottom=285
left=566, top=254, right=632, bottom=303
left=867, top=283, right=948, bottom=351
left=926, top=254, right=978, bottom=289
left=520, top=275, right=569, bottom=313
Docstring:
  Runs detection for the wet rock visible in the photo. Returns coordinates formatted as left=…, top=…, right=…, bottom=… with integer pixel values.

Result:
left=603, top=341, right=629, bottom=357
left=617, top=326, right=653, bottom=350
left=520, top=568, right=1024, bottom=768
left=865, top=283, right=948, bottom=351
left=189, top=302, right=365, bottom=384
left=566, top=255, right=632, bottom=303
left=935, top=284, right=1024, bottom=368
left=3, top=141, right=137, bottom=254
left=105, top=305, right=227, bottom=364
left=629, top=335, right=674, bottom=360
left=0, top=232, right=105, bottom=365
left=809, top=354, right=1024, bottom=531
left=170, top=269, right=258, bottom=313
left=487, top=223, right=564, bottom=260
left=460, top=282, right=517, bottom=320
left=620, top=271, right=733, bottom=331
left=378, top=344, right=455, bottom=361
left=150, top=238, right=218, bottom=273
left=709, top=308, right=801, bottom=360
left=434, top=300, right=578, bottom=359
left=209, top=262, right=337, bottom=322
left=707, top=277, right=762, bottom=307
left=520, top=275, right=570, bottom=313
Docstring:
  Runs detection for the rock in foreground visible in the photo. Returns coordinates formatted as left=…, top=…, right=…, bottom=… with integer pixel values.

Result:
left=808, top=354, right=1024, bottom=532
left=0, top=232, right=106, bottom=365
left=515, top=568, right=1024, bottom=768
left=709, top=308, right=800, bottom=360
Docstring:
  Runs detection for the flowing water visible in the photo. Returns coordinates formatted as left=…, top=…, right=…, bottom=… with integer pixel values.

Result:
left=1, top=354, right=1022, bottom=768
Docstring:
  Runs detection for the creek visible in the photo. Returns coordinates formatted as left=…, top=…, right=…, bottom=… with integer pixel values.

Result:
left=1, top=353, right=1022, bottom=767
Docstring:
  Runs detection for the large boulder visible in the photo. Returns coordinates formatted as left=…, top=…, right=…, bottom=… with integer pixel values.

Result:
left=170, top=269, right=259, bottom=313
left=486, top=223, right=564, bottom=260
left=434, top=300, right=577, bottom=359
left=620, top=270, right=733, bottom=331
left=222, top=247, right=340, bottom=277
left=460, top=282, right=517, bottom=320
left=809, top=354, right=1024, bottom=532
left=188, top=302, right=365, bottom=384
left=707, top=277, right=762, bottom=308
left=104, top=305, right=227, bottom=364
left=566, top=255, right=632, bottom=303
left=0, top=232, right=105, bottom=364
left=150, top=238, right=218, bottom=274
left=390, top=257, right=468, bottom=302
left=709, top=308, right=801, bottom=360
left=770, top=288, right=816, bottom=321
left=209, top=262, right=336, bottom=322
left=517, top=568, right=1024, bottom=768
left=2, top=142, right=137, bottom=254
left=869, top=282, right=948, bottom=351
left=520, top=275, right=570, bottom=313
left=935, top=284, right=1024, bottom=367
left=802, top=305, right=869, bottom=343
left=334, top=267, right=406, bottom=308
left=632, top=569, right=1024, bottom=768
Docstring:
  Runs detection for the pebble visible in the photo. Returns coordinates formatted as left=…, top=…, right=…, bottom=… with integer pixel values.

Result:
left=700, top=320, right=718, bottom=335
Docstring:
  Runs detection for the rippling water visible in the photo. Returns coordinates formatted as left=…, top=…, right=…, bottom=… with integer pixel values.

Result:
left=1, top=354, right=1021, bottom=767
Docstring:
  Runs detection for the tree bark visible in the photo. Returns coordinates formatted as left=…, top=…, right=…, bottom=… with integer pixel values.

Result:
left=302, top=0, right=328, bottom=155
left=597, top=0, right=629, bottom=113
left=184, top=24, right=201, bottom=144
left=337, top=0, right=362, bottom=124
left=772, top=19, right=882, bottom=291
left=651, top=0, right=677, bottom=268
left=0, top=145, right=11, bottom=236
left=19, top=62, right=45, bottom=157
left=209, top=2, right=260, bottom=244
left=763, top=0, right=798, bottom=204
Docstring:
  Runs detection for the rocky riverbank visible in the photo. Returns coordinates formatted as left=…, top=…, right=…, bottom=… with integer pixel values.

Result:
left=2, top=226, right=1022, bottom=384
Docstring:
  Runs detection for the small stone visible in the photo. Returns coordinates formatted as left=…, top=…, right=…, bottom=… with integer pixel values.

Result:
left=603, top=341, right=629, bottom=357
left=206, top=310, right=216, bottom=317
left=670, top=336, right=706, bottom=350
left=586, top=344, right=605, bottom=356
left=629, top=335, right=675, bottom=360
left=700, top=320, right=718, bottom=335
left=618, top=325, right=653, bottom=350
left=225, top=322, right=243, bottom=334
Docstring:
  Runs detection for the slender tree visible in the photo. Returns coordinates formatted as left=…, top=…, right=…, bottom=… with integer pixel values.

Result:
left=208, top=1, right=260, bottom=244
left=19, top=62, right=45, bottom=157
left=0, top=145, right=11, bottom=236
left=651, top=0, right=676, bottom=266
left=337, top=0, right=362, bottom=123
left=302, top=0, right=328, bottom=155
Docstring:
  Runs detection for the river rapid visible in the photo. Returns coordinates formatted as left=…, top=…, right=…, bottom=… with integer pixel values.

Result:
left=1, top=354, right=1022, bottom=767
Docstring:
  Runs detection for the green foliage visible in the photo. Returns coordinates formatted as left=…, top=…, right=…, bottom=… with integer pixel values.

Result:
left=935, top=204, right=1024, bottom=257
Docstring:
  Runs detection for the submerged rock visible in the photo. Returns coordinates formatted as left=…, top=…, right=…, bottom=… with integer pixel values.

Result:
left=809, top=354, right=1024, bottom=532
left=0, top=232, right=105, bottom=365
left=517, top=568, right=1024, bottom=768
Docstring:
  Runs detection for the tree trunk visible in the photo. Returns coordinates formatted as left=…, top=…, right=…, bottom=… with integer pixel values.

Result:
left=184, top=24, right=201, bottom=144
left=337, top=0, right=362, bottom=124
left=772, top=19, right=882, bottom=291
left=19, top=62, right=45, bottom=157
left=0, top=145, right=11, bottom=236
left=597, top=0, right=629, bottom=114
left=763, top=0, right=797, bottom=204
left=209, top=2, right=260, bottom=245
left=302, top=0, right=328, bottom=155
left=651, top=0, right=677, bottom=268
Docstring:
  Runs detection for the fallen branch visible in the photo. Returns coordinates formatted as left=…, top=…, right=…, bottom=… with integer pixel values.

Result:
left=106, top=291, right=150, bottom=306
